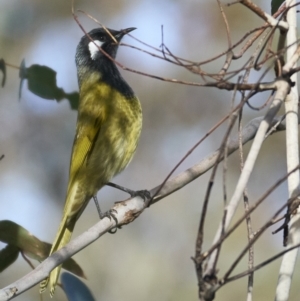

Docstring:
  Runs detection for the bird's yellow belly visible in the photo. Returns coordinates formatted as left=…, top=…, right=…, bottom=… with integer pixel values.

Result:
left=78, top=94, right=142, bottom=196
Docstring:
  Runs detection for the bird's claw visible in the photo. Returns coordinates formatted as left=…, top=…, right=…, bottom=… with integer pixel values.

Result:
left=100, top=209, right=120, bottom=234
left=129, top=189, right=151, bottom=201
left=106, top=183, right=151, bottom=201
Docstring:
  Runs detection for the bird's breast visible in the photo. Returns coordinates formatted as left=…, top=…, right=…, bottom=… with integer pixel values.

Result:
left=77, top=81, right=142, bottom=194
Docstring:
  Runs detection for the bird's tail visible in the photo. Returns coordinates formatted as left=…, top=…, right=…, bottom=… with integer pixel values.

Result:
left=40, top=184, right=79, bottom=296
left=40, top=212, right=75, bottom=296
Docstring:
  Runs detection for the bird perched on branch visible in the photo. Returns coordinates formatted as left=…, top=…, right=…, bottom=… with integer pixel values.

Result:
left=40, top=26, right=142, bottom=296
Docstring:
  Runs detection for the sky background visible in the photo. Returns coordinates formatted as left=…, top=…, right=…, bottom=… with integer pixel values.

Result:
left=1, top=1, right=300, bottom=300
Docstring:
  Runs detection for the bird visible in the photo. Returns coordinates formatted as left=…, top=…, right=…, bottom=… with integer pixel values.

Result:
left=40, top=26, right=142, bottom=296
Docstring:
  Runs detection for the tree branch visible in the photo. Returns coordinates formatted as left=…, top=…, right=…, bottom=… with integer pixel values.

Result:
left=0, top=109, right=295, bottom=301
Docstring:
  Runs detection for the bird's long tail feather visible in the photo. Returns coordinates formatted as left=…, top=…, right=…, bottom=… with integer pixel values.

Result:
left=40, top=214, right=75, bottom=296
left=40, top=184, right=80, bottom=296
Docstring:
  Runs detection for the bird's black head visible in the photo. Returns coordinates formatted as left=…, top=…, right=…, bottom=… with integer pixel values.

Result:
left=75, top=27, right=136, bottom=87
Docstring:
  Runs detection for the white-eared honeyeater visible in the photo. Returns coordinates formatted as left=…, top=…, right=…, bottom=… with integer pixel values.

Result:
left=40, top=27, right=142, bottom=296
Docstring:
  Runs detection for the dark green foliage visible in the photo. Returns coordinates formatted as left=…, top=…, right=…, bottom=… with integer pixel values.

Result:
left=0, top=59, right=6, bottom=87
left=271, top=0, right=284, bottom=14
left=0, top=220, right=85, bottom=278
left=0, top=244, right=19, bottom=272
left=19, top=59, right=79, bottom=109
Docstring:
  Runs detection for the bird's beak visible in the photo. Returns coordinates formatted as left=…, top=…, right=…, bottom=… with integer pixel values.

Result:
left=115, top=27, right=136, bottom=41
left=121, top=27, right=137, bottom=35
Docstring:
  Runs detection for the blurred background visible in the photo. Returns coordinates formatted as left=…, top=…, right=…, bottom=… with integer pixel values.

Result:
left=1, top=0, right=299, bottom=300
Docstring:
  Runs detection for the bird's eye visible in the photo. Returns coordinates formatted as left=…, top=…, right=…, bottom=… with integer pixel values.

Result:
left=99, top=35, right=105, bottom=41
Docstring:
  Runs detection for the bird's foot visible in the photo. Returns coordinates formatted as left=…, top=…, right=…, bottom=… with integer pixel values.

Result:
left=106, top=182, right=151, bottom=200
left=40, top=278, right=49, bottom=294
left=93, top=196, right=119, bottom=234
left=101, top=209, right=119, bottom=234
left=129, top=189, right=151, bottom=200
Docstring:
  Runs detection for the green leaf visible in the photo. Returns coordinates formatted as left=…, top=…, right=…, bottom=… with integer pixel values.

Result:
left=61, top=273, right=96, bottom=301
left=19, top=60, right=79, bottom=110
left=0, top=220, right=85, bottom=277
left=26, top=64, right=59, bottom=100
left=0, top=220, right=49, bottom=260
left=0, top=244, right=19, bottom=272
left=67, top=92, right=80, bottom=110
left=271, top=0, right=285, bottom=14
left=61, top=254, right=86, bottom=279
left=0, top=59, right=6, bottom=87
left=19, top=59, right=26, bottom=99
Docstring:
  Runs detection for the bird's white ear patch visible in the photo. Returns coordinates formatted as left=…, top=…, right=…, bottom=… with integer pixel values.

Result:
left=88, top=40, right=103, bottom=60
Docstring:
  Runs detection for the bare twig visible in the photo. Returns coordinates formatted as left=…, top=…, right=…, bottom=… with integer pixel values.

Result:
left=240, top=0, right=288, bottom=31
left=225, top=242, right=300, bottom=283
left=204, top=79, right=291, bottom=277
left=0, top=110, right=295, bottom=300
left=221, top=191, right=300, bottom=283
left=276, top=1, right=300, bottom=300
left=201, top=165, right=300, bottom=265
